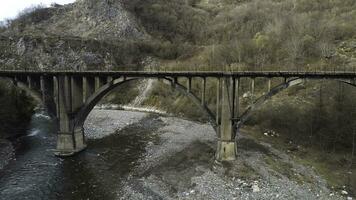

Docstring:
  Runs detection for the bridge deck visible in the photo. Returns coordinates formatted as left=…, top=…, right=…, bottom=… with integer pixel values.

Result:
left=1, top=70, right=356, bottom=79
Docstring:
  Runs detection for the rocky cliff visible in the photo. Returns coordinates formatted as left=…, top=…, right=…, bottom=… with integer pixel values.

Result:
left=0, top=0, right=148, bottom=70
left=3, top=0, right=144, bottom=40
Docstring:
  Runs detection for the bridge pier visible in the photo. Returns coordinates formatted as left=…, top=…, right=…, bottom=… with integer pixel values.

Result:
left=55, top=75, right=87, bottom=156
left=56, top=128, right=86, bottom=156
left=216, top=77, right=237, bottom=161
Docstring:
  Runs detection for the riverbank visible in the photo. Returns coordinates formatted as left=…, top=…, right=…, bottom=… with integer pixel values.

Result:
left=86, top=109, right=348, bottom=200
left=0, top=139, right=14, bottom=170
left=0, top=109, right=352, bottom=199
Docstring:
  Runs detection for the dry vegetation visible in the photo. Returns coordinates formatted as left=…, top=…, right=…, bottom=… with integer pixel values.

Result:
left=0, top=80, right=34, bottom=139
left=1, top=0, right=355, bottom=152
left=120, top=1, right=356, bottom=192
left=123, top=0, right=356, bottom=70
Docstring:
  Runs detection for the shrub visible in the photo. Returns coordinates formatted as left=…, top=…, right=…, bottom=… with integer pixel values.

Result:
left=0, top=80, right=34, bottom=138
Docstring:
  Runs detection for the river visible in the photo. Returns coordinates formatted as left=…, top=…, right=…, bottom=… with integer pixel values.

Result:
left=0, top=109, right=169, bottom=200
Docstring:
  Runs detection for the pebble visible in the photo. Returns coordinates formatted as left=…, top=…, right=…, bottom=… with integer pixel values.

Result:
left=341, top=190, right=348, bottom=195
left=252, top=184, right=260, bottom=192
left=85, top=110, right=349, bottom=200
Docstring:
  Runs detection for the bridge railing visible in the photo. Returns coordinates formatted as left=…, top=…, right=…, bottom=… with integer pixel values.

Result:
left=1, top=63, right=356, bottom=73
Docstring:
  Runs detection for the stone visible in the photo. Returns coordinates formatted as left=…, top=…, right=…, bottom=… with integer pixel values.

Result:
left=252, top=184, right=260, bottom=192
left=341, top=190, right=348, bottom=195
left=243, top=92, right=251, bottom=98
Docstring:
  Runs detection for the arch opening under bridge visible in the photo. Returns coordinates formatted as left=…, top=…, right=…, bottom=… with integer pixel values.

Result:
left=234, top=77, right=356, bottom=131
left=0, top=73, right=231, bottom=159
left=72, top=77, right=218, bottom=136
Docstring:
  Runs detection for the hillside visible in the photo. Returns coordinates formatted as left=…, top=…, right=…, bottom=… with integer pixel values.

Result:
left=2, top=0, right=143, bottom=40
left=2, top=0, right=356, bottom=70
left=122, top=0, right=356, bottom=70
left=0, top=0, right=145, bottom=70
left=0, top=0, right=356, bottom=197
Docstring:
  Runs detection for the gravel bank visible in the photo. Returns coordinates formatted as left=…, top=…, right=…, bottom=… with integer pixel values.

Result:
left=85, top=109, right=348, bottom=200
left=85, top=109, right=148, bottom=139
left=0, top=139, right=14, bottom=170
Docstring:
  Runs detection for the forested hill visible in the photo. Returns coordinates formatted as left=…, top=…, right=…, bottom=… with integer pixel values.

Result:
left=122, top=0, right=356, bottom=71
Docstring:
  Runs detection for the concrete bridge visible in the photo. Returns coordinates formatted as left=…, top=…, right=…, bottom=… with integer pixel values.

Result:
left=1, top=70, right=356, bottom=161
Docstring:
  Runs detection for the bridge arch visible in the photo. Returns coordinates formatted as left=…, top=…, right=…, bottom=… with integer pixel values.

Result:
left=73, top=77, right=218, bottom=135
left=235, top=78, right=356, bottom=130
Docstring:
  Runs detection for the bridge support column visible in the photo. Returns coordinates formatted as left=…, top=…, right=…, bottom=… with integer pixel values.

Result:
left=40, top=76, right=57, bottom=116
left=84, top=77, right=95, bottom=101
left=95, top=76, right=106, bottom=91
left=27, top=75, right=41, bottom=91
left=201, top=77, right=206, bottom=106
left=55, top=75, right=86, bottom=157
left=216, top=77, right=237, bottom=161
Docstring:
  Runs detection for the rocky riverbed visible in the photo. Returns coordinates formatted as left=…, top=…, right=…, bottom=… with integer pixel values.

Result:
left=0, top=139, right=14, bottom=170
left=0, top=109, right=351, bottom=200
left=85, top=109, right=348, bottom=200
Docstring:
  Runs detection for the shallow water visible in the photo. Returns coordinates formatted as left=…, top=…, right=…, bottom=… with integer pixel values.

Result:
left=0, top=110, right=163, bottom=200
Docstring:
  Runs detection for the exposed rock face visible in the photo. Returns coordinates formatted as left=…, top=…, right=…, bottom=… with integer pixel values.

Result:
left=46, top=0, right=145, bottom=40
left=4, top=0, right=144, bottom=40
left=0, top=35, right=119, bottom=70
left=0, top=0, right=146, bottom=70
